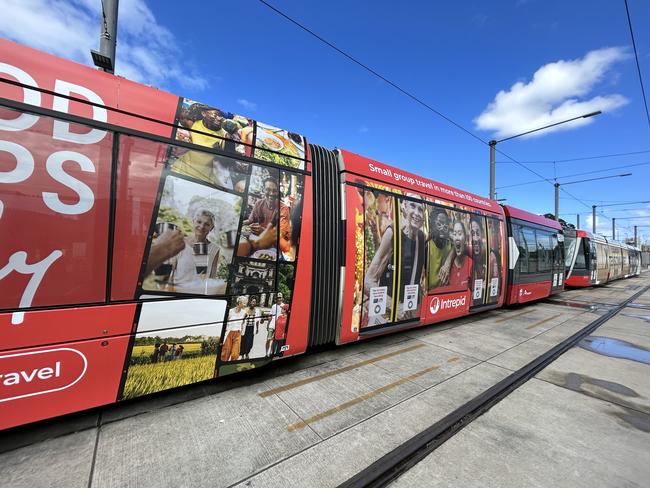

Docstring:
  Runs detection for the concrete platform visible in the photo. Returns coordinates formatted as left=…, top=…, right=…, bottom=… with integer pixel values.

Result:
left=1, top=273, right=648, bottom=488
left=393, top=285, right=650, bottom=488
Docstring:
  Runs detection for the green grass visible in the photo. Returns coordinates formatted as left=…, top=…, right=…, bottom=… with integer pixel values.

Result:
left=122, top=354, right=216, bottom=399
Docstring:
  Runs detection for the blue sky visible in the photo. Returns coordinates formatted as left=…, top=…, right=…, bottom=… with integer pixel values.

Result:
left=2, top=0, right=650, bottom=242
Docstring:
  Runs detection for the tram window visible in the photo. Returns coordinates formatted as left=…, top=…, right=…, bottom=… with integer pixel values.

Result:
left=537, top=231, right=551, bottom=272
left=551, top=234, right=561, bottom=266
left=574, top=240, right=587, bottom=269
left=564, top=235, right=577, bottom=267
left=514, top=225, right=528, bottom=273
left=522, top=227, right=538, bottom=273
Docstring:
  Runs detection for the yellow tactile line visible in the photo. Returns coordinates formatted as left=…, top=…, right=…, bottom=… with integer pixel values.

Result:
left=287, top=356, right=461, bottom=432
left=495, top=309, right=535, bottom=323
left=525, top=313, right=563, bottom=330
left=258, top=343, right=427, bottom=398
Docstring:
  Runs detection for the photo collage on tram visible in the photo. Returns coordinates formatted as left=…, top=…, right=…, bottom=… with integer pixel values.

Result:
left=121, top=98, right=306, bottom=399
left=359, top=186, right=504, bottom=330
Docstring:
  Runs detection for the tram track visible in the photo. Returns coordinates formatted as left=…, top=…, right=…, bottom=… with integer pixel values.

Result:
left=338, top=283, right=650, bottom=488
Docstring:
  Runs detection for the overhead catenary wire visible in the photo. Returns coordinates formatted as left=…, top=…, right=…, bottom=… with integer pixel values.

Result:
left=496, top=161, right=650, bottom=190
left=495, top=149, right=650, bottom=164
left=256, top=0, right=595, bottom=213
left=624, top=0, right=650, bottom=131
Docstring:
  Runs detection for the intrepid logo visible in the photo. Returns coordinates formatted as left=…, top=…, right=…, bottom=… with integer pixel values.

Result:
left=429, top=295, right=466, bottom=315
left=0, top=348, right=87, bottom=403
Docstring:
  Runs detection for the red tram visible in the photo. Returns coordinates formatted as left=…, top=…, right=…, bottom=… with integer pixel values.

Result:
left=564, top=229, right=641, bottom=287
left=0, top=40, right=638, bottom=429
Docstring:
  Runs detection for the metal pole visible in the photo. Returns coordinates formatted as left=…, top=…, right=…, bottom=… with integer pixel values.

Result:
left=592, top=205, right=596, bottom=233
left=554, top=182, right=559, bottom=220
left=99, top=0, right=119, bottom=73
left=634, top=225, right=637, bottom=247
left=489, top=140, right=496, bottom=200
left=612, top=218, right=616, bottom=240
left=577, top=214, right=580, bottom=229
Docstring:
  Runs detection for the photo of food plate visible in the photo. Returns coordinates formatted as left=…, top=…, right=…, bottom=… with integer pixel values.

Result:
left=261, top=132, right=284, bottom=151
left=253, top=121, right=305, bottom=169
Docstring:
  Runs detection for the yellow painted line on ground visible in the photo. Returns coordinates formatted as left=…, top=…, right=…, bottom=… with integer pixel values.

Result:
left=259, top=343, right=427, bottom=398
left=495, top=309, right=535, bottom=323
left=525, top=313, right=563, bottom=330
left=287, top=362, right=445, bottom=432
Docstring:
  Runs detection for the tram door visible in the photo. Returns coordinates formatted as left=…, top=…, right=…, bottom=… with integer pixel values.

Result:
left=588, top=240, right=597, bottom=284
left=550, top=233, right=564, bottom=291
left=595, top=242, right=608, bottom=284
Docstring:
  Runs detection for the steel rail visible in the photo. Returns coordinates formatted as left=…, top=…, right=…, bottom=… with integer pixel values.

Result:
left=339, top=282, right=650, bottom=488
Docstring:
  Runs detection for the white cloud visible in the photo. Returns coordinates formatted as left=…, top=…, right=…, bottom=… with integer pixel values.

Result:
left=475, top=48, right=629, bottom=139
left=0, top=0, right=207, bottom=91
left=237, top=99, right=258, bottom=111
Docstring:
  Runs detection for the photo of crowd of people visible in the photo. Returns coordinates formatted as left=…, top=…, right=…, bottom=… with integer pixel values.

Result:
left=169, top=98, right=254, bottom=189
left=220, top=292, right=290, bottom=363
left=360, top=188, right=504, bottom=329
left=427, top=209, right=502, bottom=306
left=143, top=175, right=242, bottom=295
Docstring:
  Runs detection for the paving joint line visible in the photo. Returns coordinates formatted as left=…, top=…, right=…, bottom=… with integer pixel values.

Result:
left=86, top=412, right=102, bottom=488
left=227, top=359, right=507, bottom=488
left=338, top=283, right=650, bottom=488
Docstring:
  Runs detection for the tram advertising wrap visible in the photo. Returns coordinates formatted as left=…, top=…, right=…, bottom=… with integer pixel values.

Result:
left=0, top=39, right=640, bottom=430
left=0, top=39, right=312, bottom=428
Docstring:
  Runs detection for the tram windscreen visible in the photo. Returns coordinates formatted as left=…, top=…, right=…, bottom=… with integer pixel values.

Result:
left=574, top=240, right=587, bottom=269
left=564, top=234, right=577, bottom=268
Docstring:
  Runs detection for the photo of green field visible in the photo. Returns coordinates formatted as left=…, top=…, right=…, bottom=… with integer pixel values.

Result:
left=121, top=327, right=222, bottom=400
left=122, top=354, right=216, bottom=399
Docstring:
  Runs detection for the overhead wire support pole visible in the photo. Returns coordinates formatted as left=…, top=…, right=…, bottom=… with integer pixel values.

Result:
left=256, top=1, right=601, bottom=212
left=554, top=181, right=559, bottom=220
left=91, top=0, right=119, bottom=73
left=554, top=172, right=631, bottom=224
left=489, top=111, right=601, bottom=202
left=495, top=111, right=602, bottom=143
left=489, top=140, right=496, bottom=200
left=593, top=205, right=597, bottom=233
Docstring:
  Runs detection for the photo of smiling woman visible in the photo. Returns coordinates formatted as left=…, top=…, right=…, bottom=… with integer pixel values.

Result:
left=142, top=175, right=242, bottom=296
left=436, top=212, right=472, bottom=293
left=469, top=215, right=499, bottom=306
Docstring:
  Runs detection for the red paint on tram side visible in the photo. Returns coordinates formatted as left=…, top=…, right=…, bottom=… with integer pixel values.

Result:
left=565, top=274, right=592, bottom=287
left=340, top=149, right=500, bottom=215
left=284, top=175, right=313, bottom=356
left=508, top=281, right=552, bottom=304
left=0, top=335, right=130, bottom=430
left=0, top=304, right=137, bottom=352
left=424, top=291, right=471, bottom=323
left=502, top=205, right=561, bottom=230
left=339, top=187, right=364, bottom=345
